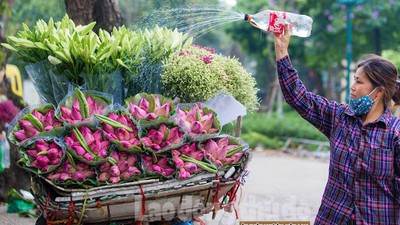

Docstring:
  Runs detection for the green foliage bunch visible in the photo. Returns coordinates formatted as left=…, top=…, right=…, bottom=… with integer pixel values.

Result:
left=2, top=14, right=192, bottom=85
left=161, top=45, right=259, bottom=110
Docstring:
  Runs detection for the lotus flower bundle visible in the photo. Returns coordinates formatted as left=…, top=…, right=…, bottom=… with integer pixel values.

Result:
left=57, top=88, right=111, bottom=126
left=95, top=112, right=141, bottom=152
left=46, top=154, right=95, bottom=182
left=171, top=143, right=217, bottom=179
left=125, top=93, right=174, bottom=121
left=199, top=137, right=245, bottom=167
left=10, top=105, right=63, bottom=145
left=0, top=99, right=20, bottom=131
left=64, top=126, right=111, bottom=165
left=97, top=151, right=141, bottom=184
left=18, top=138, right=64, bottom=174
left=141, top=154, right=175, bottom=178
left=140, top=123, right=185, bottom=152
left=174, top=103, right=220, bottom=139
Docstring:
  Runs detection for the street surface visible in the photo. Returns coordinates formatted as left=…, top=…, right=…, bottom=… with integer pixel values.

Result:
left=0, top=150, right=329, bottom=225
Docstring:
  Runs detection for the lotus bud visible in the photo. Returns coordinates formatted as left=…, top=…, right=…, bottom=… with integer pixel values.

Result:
left=179, top=168, right=191, bottom=179
left=138, top=98, right=149, bottom=111
left=146, top=113, right=157, bottom=120
left=115, top=128, right=130, bottom=141
left=98, top=149, right=108, bottom=158
left=110, top=176, right=121, bottom=184
left=47, top=148, right=59, bottom=160
left=110, top=165, right=121, bottom=177
left=116, top=115, right=129, bottom=126
left=99, top=163, right=110, bottom=172
left=73, top=145, right=86, bottom=156
left=205, top=139, right=218, bottom=156
left=64, top=137, right=75, bottom=147
left=150, top=165, right=162, bottom=173
left=83, top=153, right=93, bottom=161
left=126, top=155, right=137, bottom=166
left=32, top=110, right=45, bottom=121
left=47, top=173, right=60, bottom=180
left=36, top=140, right=49, bottom=151
left=26, top=150, right=38, bottom=158
left=118, top=161, right=129, bottom=172
left=74, top=171, right=85, bottom=181
left=13, top=130, right=28, bottom=141
left=150, top=131, right=163, bottom=145
left=71, top=103, right=82, bottom=120
left=86, top=96, right=95, bottom=114
left=102, top=123, right=115, bottom=133
left=36, top=155, right=50, bottom=168
left=191, top=121, right=203, bottom=133
left=98, top=172, right=110, bottom=182
left=105, top=132, right=117, bottom=140
left=163, top=168, right=175, bottom=176
left=60, top=107, right=72, bottom=119
left=172, top=155, right=184, bottom=168
left=59, top=173, right=70, bottom=180
left=155, top=102, right=170, bottom=117
left=50, top=158, right=60, bottom=165
left=82, top=130, right=95, bottom=146
left=131, top=105, right=148, bottom=119
left=128, top=166, right=140, bottom=175
left=121, top=171, right=131, bottom=179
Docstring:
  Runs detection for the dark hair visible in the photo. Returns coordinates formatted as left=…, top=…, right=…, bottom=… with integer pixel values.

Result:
left=357, top=55, right=400, bottom=106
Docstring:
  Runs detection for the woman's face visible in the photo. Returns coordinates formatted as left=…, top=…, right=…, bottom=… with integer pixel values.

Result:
left=350, top=66, right=376, bottom=99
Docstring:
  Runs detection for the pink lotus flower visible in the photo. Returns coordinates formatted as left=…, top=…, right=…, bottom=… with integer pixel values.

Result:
left=171, top=144, right=205, bottom=179
left=141, top=124, right=184, bottom=151
left=128, top=95, right=172, bottom=120
left=199, top=137, right=244, bottom=167
left=141, top=154, right=175, bottom=177
left=97, top=151, right=141, bottom=184
left=21, top=139, right=64, bottom=173
left=46, top=157, right=94, bottom=182
left=99, top=112, right=141, bottom=150
left=64, top=126, right=111, bottom=162
left=58, top=94, right=107, bottom=125
left=174, top=104, right=219, bottom=138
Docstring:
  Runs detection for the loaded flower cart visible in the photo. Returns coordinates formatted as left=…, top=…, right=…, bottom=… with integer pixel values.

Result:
left=3, top=15, right=259, bottom=224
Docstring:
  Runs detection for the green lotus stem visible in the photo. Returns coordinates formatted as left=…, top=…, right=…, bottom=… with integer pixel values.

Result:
left=66, top=152, right=78, bottom=170
left=227, top=146, right=245, bottom=158
left=75, top=88, right=90, bottom=119
left=180, top=154, right=218, bottom=173
left=37, top=151, right=48, bottom=156
left=73, top=127, right=96, bottom=158
left=107, top=157, right=118, bottom=166
left=94, top=114, right=133, bottom=132
left=25, top=113, right=44, bottom=132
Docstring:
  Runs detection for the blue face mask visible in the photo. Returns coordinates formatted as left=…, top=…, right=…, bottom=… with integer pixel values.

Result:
left=349, top=88, right=378, bottom=115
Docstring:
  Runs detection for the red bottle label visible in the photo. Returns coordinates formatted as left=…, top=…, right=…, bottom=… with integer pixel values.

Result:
left=268, top=11, right=287, bottom=34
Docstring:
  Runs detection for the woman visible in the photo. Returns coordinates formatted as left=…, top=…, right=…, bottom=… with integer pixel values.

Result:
left=274, top=25, right=400, bottom=224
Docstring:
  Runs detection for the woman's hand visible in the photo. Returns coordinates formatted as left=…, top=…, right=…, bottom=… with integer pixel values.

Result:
left=274, top=24, right=291, bottom=60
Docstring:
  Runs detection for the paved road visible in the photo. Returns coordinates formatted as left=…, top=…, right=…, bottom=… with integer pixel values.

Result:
left=0, top=151, right=329, bottom=225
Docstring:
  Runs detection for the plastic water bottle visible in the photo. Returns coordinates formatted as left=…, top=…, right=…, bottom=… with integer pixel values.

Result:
left=244, top=10, right=313, bottom=37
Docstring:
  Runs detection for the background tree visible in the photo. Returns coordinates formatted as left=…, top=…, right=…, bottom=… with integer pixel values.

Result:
left=64, top=0, right=121, bottom=32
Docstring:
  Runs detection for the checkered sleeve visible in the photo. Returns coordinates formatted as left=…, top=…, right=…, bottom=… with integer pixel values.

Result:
left=277, top=55, right=341, bottom=137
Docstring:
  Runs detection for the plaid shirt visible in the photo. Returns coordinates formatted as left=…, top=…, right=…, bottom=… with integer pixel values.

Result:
left=277, top=56, right=400, bottom=225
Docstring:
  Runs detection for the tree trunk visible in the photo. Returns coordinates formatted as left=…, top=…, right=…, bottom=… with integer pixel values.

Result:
left=64, top=0, right=121, bottom=32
